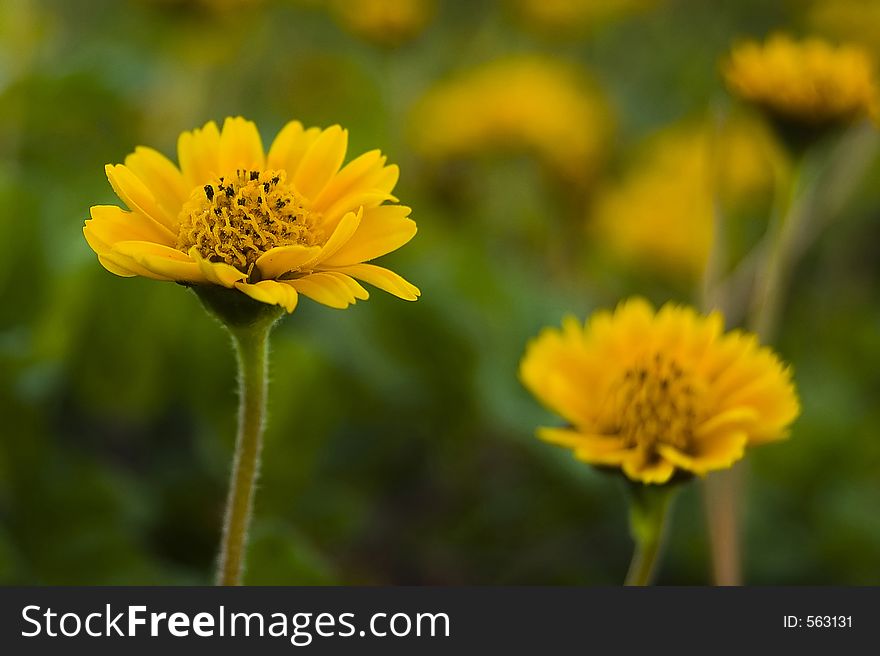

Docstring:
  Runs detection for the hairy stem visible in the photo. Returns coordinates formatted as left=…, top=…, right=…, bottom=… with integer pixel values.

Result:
left=216, top=320, right=273, bottom=586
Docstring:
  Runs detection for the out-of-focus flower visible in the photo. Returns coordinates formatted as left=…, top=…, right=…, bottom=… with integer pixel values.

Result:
left=722, top=34, right=879, bottom=130
left=509, top=0, right=657, bottom=36
left=84, top=117, right=419, bottom=313
left=329, top=0, right=435, bottom=47
left=520, top=298, right=799, bottom=484
left=410, top=56, right=611, bottom=184
left=590, top=117, right=786, bottom=278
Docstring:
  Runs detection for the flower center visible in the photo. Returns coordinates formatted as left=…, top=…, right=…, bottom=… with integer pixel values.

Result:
left=176, top=169, right=322, bottom=277
left=607, top=354, right=700, bottom=452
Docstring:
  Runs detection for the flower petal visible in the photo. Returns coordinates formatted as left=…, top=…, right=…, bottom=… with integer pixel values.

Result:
left=177, top=120, right=221, bottom=187
left=313, top=149, right=382, bottom=207
left=622, top=450, right=676, bottom=484
left=320, top=205, right=417, bottom=267
left=267, top=121, right=322, bottom=173
left=293, top=125, right=348, bottom=200
left=322, top=190, right=398, bottom=231
left=694, top=407, right=757, bottom=439
left=538, top=428, right=629, bottom=465
left=313, top=149, right=398, bottom=211
left=96, top=254, right=137, bottom=277
left=520, top=319, right=609, bottom=430
left=84, top=205, right=175, bottom=250
left=255, top=244, right=322, bottom=280
left=187, top=247, right=247, bottom=287
left=124, top=146, right=188, bottom=218
left=234, top=280, right=299, bottom=313
left=105, top=164, right=178, bottom=231
left=326, top=263, right=419, bottom=301
left=112, top=241, right=205, bottom=283
left=98, top=251, right=167, bottom=280
left=657, top=431, right=748, bottom=476
left=325, top=271, right=369, bottom=301
left=219, top=116, right=265, bottom=174
left=286, top=272, right=363, bottom=309
left=312, top=208, right=361, bottom=265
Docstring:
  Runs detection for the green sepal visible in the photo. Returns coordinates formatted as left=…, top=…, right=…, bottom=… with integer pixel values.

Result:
left=188, top=284, right=285, bottom=331
left=625, top=481, right=680, bottom=547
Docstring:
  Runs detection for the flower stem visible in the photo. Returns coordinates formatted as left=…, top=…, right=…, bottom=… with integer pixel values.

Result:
left=216, top=319, right=274, bottom=586
left=747, top=156, right=809, bottom=342
left=703, top=464, right=745, bottom=585
left=624, top=484, right=677, bottom=586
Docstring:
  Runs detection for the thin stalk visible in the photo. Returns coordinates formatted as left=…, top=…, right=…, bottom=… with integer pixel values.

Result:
left=699, top=146, right=804, bottom=586
left=625, top=528, right=666, bottom=587
left=216, top=320, right=273, bottom=586
left=702, top=123, right=877, bottom=585
left=748, top=157, right=808, bottom=342
left=624, top=485, right=677, bottom=586
left=703, top=464, right=744, bottom=585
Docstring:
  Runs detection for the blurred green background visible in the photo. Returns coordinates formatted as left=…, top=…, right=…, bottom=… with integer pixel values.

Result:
left=1, top=0, right=879, bottom=585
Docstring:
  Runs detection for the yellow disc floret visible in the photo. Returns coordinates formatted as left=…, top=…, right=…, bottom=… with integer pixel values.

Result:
left=176, top=169, right=322, bottom=276
left=608, top=354, right=700, bottom=453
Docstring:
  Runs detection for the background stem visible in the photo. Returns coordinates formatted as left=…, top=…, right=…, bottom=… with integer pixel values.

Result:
left=703, top=464, right=744, bottom=585
left=216, top=321, right=272, bottom=586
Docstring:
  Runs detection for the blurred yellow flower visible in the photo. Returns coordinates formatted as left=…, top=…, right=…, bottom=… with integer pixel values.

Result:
left=510, top=0, right=657, bottom=35
left=520, top=298, right=799, bottom=484
left=723, top=34, right=879, bottom=127
left=409, top=56, right=611, bottom=183
left=329, top=0, right=434, bottom=47
left=591, top=117, right=785, bottom=278
left=84, top=117, right=419, bottom=313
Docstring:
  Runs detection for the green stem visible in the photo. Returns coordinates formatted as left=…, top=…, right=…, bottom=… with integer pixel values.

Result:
left=748, top=156, right=809, bottom=342
left=624, top=484, right=677, bottom=586
left=216, top=319, right=273, bottom=586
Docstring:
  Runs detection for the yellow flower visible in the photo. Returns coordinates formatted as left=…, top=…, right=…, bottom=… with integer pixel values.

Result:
left=329, top=0, right=434, bottom=47
left=409, top=56, right=610, bottom=183
left=84, top=117, right=420, bottom=313
left=591, top=116, right=785, bottom=278
left=520, top=299, right=799, bottom=484
left=722, top=34, right=879, bottom=127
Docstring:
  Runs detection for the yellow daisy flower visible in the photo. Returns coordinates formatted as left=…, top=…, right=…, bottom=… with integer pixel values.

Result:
left=591, top=116, right=785, bottom=278
left=409, top=56, right=610, bottom=184
left=84, top=117, right=420, bottom=313
left=722, top=34, right=879, bottom=128
left=329, top=0, right=434, bottom=47
left=520, top=299, right=799, bottom=485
